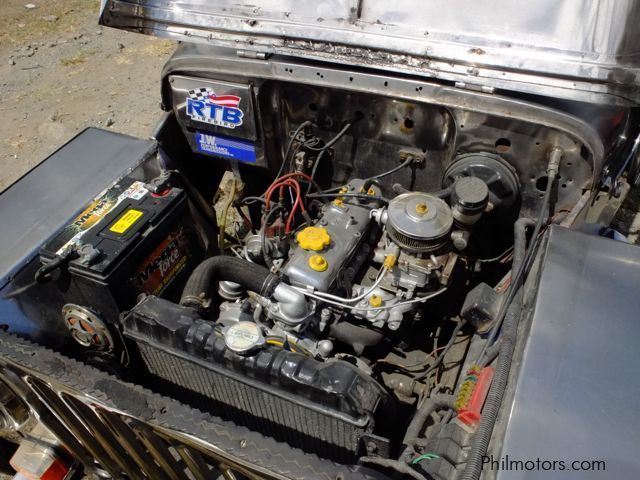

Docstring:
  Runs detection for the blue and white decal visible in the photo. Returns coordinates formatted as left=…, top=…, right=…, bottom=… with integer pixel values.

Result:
left=186, top=87, right=244, bottom=129
left=195, top=132, right=257, bottom=163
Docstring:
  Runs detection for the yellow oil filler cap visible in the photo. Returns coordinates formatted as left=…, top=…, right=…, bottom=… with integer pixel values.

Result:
left=297, top=226, right=331, bottom=251
left=308, top=255, right=328, bottom=272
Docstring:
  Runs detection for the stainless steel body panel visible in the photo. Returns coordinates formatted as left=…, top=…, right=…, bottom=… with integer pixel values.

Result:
left=0, top=128, right=156, bottom=289
left=100, top=0, right=640, bottom=105
left=494, top=226, right=640, bottom=479
left=161, top=44, right=607, bottom=220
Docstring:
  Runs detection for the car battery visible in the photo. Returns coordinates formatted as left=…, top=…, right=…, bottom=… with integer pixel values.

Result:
left=39, top=176, right=204, bottom=326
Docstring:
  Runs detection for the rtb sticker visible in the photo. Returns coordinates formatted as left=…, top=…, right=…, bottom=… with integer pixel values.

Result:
left=186, top=87, right=244, bottom=129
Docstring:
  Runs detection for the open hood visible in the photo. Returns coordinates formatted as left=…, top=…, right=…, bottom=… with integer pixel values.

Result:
left=100, top=0, right=640, bottom=106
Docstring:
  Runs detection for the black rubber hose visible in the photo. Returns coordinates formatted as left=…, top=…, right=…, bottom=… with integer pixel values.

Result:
left=460, top=217, right=535, bottom=480
left=392, top=183, right=453, bottom=199
left=402, top=394, right=456, bottom=454
left=180, top=256, right=279, bottom=311
left=305, top=192, right=390, bottom=204
left=369, top=156, right=414, bottom=181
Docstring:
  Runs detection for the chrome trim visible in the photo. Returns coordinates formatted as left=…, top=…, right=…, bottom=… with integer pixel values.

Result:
left=100, top=0, right=640, bottom=105
left=0, top=333, right=378, bottom=480
left=163, top=47, right=606, bottom=172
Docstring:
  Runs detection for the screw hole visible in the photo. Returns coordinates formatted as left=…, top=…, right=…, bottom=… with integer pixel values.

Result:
left=495, top=138, right=511, bottom=153
left=349, top=76, right=353, bottom=82
left=384, top=81, right=388, bottom=87
left=404, top=118, right=414, bottom=129
left=535, top=176, right=549, bottom=192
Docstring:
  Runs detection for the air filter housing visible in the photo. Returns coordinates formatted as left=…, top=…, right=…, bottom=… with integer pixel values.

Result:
left=386, top=192, right=453, bottom=253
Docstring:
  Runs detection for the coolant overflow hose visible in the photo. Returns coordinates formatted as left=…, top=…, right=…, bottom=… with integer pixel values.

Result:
left=180, top=256, right=280, bottom=311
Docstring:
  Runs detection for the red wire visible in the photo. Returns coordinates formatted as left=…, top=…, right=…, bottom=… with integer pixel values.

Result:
left=277, top=180, right=302, bottom=232
left=264, top=172, right=313, bottom=208
left=264, top=178, right=304, bottom=233
left=273, top=172, right=313, bottom=184
left=262, top=172, right=314, bottom=234
left=265, top=179, right=303, bottom=211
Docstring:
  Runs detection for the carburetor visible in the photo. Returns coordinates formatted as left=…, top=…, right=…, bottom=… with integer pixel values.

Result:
left=372, top=191, right=456, bottom=292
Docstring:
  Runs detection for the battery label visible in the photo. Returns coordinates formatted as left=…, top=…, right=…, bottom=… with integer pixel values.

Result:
left=53, top=181, right=149, bottom=255
left=130, top=228, right=190, bottom=296
left=110, top=209, right=143, bottom=234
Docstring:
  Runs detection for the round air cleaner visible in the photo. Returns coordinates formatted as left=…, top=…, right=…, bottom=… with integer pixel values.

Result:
left=386, top=192, right=453, bottom=253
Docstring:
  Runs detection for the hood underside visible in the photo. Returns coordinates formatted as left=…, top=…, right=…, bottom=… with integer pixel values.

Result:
left=100, top=0, right=640, bottom=106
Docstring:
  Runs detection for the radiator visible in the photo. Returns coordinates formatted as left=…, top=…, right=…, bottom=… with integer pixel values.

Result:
left=122, top=296, right=390, bottom=462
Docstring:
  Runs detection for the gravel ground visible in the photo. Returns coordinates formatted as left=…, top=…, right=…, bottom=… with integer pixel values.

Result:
left=0, top=0, right=175, bottom=191
left=0, top=1, right=173, bottom=474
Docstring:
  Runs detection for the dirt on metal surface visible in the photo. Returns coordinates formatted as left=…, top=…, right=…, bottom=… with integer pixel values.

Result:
left=0, top=0, right=175, bottom=191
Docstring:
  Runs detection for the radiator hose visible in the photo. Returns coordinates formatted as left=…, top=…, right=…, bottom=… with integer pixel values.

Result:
left=180, top=256, right=280, bottom=311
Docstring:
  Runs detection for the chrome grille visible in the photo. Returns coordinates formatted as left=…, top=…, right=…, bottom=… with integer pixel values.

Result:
left=0, top=333, right=377, bottom=480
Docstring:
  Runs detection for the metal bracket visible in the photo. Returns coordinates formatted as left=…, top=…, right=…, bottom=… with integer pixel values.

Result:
left=454, top=81, right=495, bottom=94
left=236, top=50, right=271, bottom=60
left=360, top=432, right=391, bottom=458
left=399, top=148, right=426, bottom=165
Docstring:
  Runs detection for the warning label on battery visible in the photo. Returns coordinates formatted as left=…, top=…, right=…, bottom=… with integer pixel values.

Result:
left=53, top=181, right=149, bottom=255
left=109, top=209, right=143, bottom=234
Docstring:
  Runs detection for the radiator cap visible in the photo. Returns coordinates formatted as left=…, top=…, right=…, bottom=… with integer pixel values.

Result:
left=224, top=321, right=265, bottom=354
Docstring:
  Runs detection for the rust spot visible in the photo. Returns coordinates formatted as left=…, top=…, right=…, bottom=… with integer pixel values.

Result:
left=469, top=47, right=486, bottom=55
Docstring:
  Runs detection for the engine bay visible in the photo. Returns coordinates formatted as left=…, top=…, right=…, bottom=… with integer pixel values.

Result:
left=0, top=48, right=619, bottom=478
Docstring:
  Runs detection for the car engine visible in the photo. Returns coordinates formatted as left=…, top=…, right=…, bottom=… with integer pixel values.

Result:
left=0, top=40, right=615, bottom=479
left=111, top=114, right=548, bottom=465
